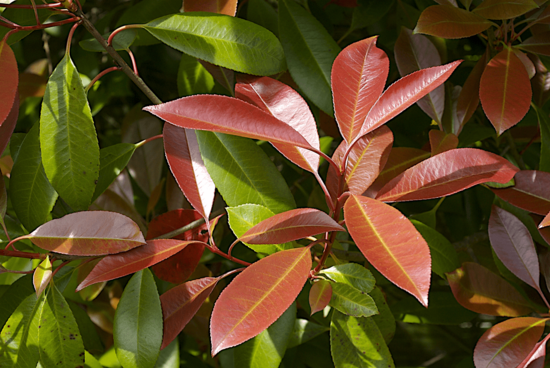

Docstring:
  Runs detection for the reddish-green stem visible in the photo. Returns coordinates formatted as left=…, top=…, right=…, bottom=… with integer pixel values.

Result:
left=127, top=49, right=139, bottom=76
left=135, top=134, right=163, bottom=148
left=0, top=2, right=63, bottom=8
left=51, top=260, right=70, bottom=278
left=0, top=248, right=47, bottom=260
left=85, top=66, right=122, bottom=92
left=107, top=24, right=142, bottom=46
left=0, top=15, right=20, bottom=29
left=65, top=20, right=80, bottom=55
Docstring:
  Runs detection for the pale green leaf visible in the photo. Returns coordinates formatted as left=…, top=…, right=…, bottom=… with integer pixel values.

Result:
left=319, top=263, right=375, bottom=293
left=85, top=351, right=103, bottom=368
left=177, top=53, right=215, bottom=97
left=329, top=283, right=378, bottom=318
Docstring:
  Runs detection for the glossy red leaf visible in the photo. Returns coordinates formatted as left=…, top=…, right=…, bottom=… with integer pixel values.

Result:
left=395, top=27, right=445, bottom=124
left=474, top=317, right=548, bottom=368
left=345, top=126, right=393, bottom=195
left=480, top=48, right=533, bottom=135
left=0, top=40, right=18, bottom=126
left=492, top=170, right=550, bottom=215
left=210, top=247, right=312, bottom=355
left=309, top=279, right=332, bottom=315
left=540, top=212, right=550, bottom=228
left=514, top=49, right=536, bottom=79
left=183, top=0, right=238, bottom=16
left=355, top=61, right=462, bottom=143
left=239, top=208, right=345, bottom=244
left=517, top=334, right=550, bottom=368
left=446, top=262, right=533, bottom=316
left=144, top=95, right=316, bottom=152
left=489, top=206, right=540, bottom=291
left=331, top=36, right=389, bottom=143
left=519, top=32, right=550, bottom=57
left=326, top=140, right=347, bottom=203
left=414, top=5, right=493, bottom=39
left=160, top=277, right=219, bottom=349
left=473, top=0, right=539, bottom=20
left=147, top=210, right=208, bottom=284
left=235, top=75, right=320, bottom=172
left=76, top=239, right=207, bottom=291
left=376, top=148, right=519, bottom=202
left=429, top=130, right=459, bottom=155
left=164, top=123, right=215, bottom=220
left=456, top=51, right=487, bottom=132
left=344, top=195, right=431, bottom=306
left=0, top=94, right=19, bottom=157
left=28, top=211, right=146, bottom=256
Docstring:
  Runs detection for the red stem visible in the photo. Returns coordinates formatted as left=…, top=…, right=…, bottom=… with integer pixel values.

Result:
left=0, top=2, right=63, bottom=8
left=86, top=66, right=121, bottom=92
left=0, top=248, right=47, bottom=260
left=135, top=134, right=163, bottom=148
left=127, top=49, right=139, bottom=76
left=0, top=221, right=11, bottom=242
left=65, top=20, right=81, bottom=55
left=0, top=15, right=19, bottom=29
left=313, top=171, right=335, bottom=213
left=51, top=260, right=70, bottom=278
left=107, top=24, right=141, bottom=46
left=30, top=0, right=41, bottom=26
left=206, top=243, right=251, bottom=266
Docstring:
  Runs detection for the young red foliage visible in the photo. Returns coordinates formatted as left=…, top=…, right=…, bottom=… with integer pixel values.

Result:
left=540, top=212, right=550, bottom=229
left=520, top=32, right=550, bottom=58
left=517, top=334, right=550, bottom=368
left=414, top=5, right=492, bottom=39
left=492, top=170, right=550, bottom=216
left=344, top=195, right=431, bottom=306
left=183, top=0, right=238, bottom=16
left=210, top=247, right=312, bottom=355
left=456, top=52, right=487, bottom=132
left=472, top=0, right=538, bottom=20
left=309, top=279, right=332, bottom=315
left=0, top=94, right=19, bottom=157
left=0, top=41, right=18, bottom=126
left=429, top=130, right=459, bottom=156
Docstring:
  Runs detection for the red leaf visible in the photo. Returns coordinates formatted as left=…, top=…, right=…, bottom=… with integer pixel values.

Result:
left=331, top=36, right=389, bottom=143
left=541, top=212, right=550, bottom=229
left=164, top=124, right=215, bottom=220
left=0, top=40, right=18, bottom=126
left=519, top=31, right=550, bottom=57
left=326, top=140, right=347, bottom=204
left=0, top=94, right=19, bottom=157
left=414, top=5, right=493, bottom=39
left=355, top=61, right=461, bottom=142
left=446, top=262, right=533, bottom=316
left=235, top=76, right=320, bottom=172
left=492, top=170, right=550, bottom=215
left=345, top=126, right=393, bottom=195
left=473, top=0, right=539, bottom=20
left=429, top=130, right=459, bottom=155
left=474, top=317, right=548, bottom=368
left=18, top=72, right=47, bottom=101
left=183, top=0, right=238, bottom=16
left=480, top=48, right=532, bottom=135
left=144, top=95, right=316, bottom=152
left=239, top=208, right=345, bottom=244
left=375, top=148, right=518, bottom=202
left=309, top=279, right=332, bottom=315
left=160, top=277, right=219, bottom=349
left=28, top=211, right=145, bottom=256
left=489, top=206, right=540, bottom=291
left=456, top=52, right=487, bottom=132
left=147, top=210, right=208, bottom=284
left=76, top=239, right=206, bottom=291
left=210, top=247, right=311, bottom=355
left=344, top=195, right=431, bottom=306
left=517, top=334, right=550, bottom=368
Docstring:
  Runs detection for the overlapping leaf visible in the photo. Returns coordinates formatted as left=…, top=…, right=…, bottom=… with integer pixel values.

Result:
left=319, top=263, right=376, bottom=292
left=519, top=31, right=550, bottom=57
left=92, top=143, right=137, bottom=203
left=344, top=195, right=431, bottom=306
left=288, top=319, right=329, bottom=348
left=184, top=0, right=238, bottom=15
left=210, top=247, right=312, bottom=355
left=474, top=317, right=548, bottom=368
left=376, top=148, right=518, bottom=202
left=309, top=280, right=332, bottom=315
left=33, top=256, right=52, bottom=298
left=429, top=130, right=459, bottom=155
left=0, top=94, right=18, bottom=157
left=473, top=0, right=539, bottom=20
left=0, top=40, right=18, bottom=126
left=518, top=334, right=550, bottom=368
left=456, top=52, right=487, bottom=131
left=480, top=47, right=533, bottom=135
left=329, top=283, right=378, bottom=317
left=541, top=212, right=550, bottom=228
left=331, top=36, right=389, bottom=143
left=414, top=5, right=493, bottom=39
left=492, top=170, right=550, bottom=215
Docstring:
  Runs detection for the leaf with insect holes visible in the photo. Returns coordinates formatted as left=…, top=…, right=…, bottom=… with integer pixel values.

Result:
left=474, top=317, right=548, bottom=368
left=28, top=211, right=145, bottom=256
left=344, top=195, right=431, bottom=307
left=492, top=171, right=550, bottom=215
left=480, top=47, right=532, bottom=135
left=375, top=148, right=519, bottom=202
left=0, top=40, right=18, bottom=127
left=309, top=280, right=332, bottom=315
left=0, top=94, right=18, bottom=158
left=210, top=247, right=312, bottom=355
left=331, top=36, right=389, bottom=143
left=414, top=5, right=493, bottom=39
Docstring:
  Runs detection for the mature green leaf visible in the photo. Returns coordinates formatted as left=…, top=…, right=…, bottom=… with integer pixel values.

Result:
left=287, top=319, right=329, bottom=349
left=155, top=337, right=179, bottom=368
left=392, top=292, right=477, bottom=324
left=177, top=53, right=215, bottom=96
left=351, top=0, right=395, bottom=30
left=9, top=124, right=58, bottom=231
left=247, top=0, right=279, bottom=36
left=279, top=0, right=340, bottom=116
left=329, top=283, right=378, bottom=317
left=370, top=287, right=396, bottom=344
left=536, top=105, right=550, bottom=172
left=144, top=13, right=286, bottom=75
left=39, top=283, right=85, bottom=368
left=0, top=275, right=34, bottom=330
left=80, top=30, right=137, bottom=52
left=92, top=143, right=137, bottom=202
left=114, top=269, right=162, bottom=368
left=330, top=310, right=395, bottom=368
left=0, top=0, right=52, bottom=44
left=69, top=301, right=104, bottom=355
left=319, top=263, right=376, bottom=292
left=40, top=54, right=100, bottom=211
left=196, top=132, right=295, bottom=214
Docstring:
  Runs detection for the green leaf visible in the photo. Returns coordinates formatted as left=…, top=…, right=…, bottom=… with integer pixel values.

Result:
left=0, top=275, right=34, bottom=331
left=154, top=337, right=179, bottom=368
left=86, top=351, right=103, bottom=368
left=114, top=269, right=162, bottom=368
left=279, top=0, right=340, bottom=116
left=40, top=54, right=100, bottom=211
left=536, top=105, right=550, bottom=173
left=351, top=0, right=395, bottom=30
left=177, top=53, right=215, bottom=97
left=247, top=0, right=279, bottom=37
left=69, top=301, right=104, bottom=355
left=0, top=0, right=52, bottom=44
left=232, top=303, right=296, bottom=368
left=80, top=30, right=137, bottom=52
left=39, top=283, right=85, bottom=368
left=9, top=124, right=58, bottom=231
left=411, top=220, right=460, bottom=278
left=227, top=204, right=297, bottom=255
left=370, top=287, right=395, bottom=344
left=287, top=319, right=329, bottom=348
left=144, top=13, right=286, bottom=76
left=92, top=143, right=137, bottom=202
left=329, top=283, right=378, bottom=318
left=330, top=310, right=395, bottom=368
left=319, top=263, right=376, bottom=293
left=196, top=132, right=296, bottom=214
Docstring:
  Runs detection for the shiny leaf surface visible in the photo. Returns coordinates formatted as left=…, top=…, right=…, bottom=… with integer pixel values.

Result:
left=319, top=263, right=376, bottom=292
left=309, top=280, right=332, bottom=315
left=329, top=282, right=378, bottom=317
left=429, top=130, right=459, bottom=155
left=414, top=5, right=493, bottom=38
left=0, top=40, right=18, bottom=126
left=0, top=93, right=18, bottom=158
left=492, top=171, right=550, bottom=215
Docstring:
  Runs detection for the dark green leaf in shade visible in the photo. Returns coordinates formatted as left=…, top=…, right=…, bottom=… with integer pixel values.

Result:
left=80, top=30, right=137, bottom=52
left=287, top=319, right=329, bottom=349
left=411, top=220, right=460, bottom=278
left=196, top=132, right=296, bottom=214
left=92, top=143, right=137, bottom=202
left=536, top=105, right=550, bottom=173
left=9, top=124, right=58, bottom=231
left=0, top=0, right=52, bottom=44
left=114, top=269, right=162, bottom=368
left=330, top=310, right=395, bottom=368
left=370, top=287, right=396, bottom=344
left=231, top=303, right=296, bottom=368
left=68, top=301, right=104, bottom=355
left=38, top=283, right=85, bottom=368
left=0, top=275, right=34, bottom=330
left=177, top=53, right=215, bottom=97
left=247, top=0, right=279, bottom=36
left=329, top=283, right=378, bottom=317
left=40, top=54, right=100, bottom=211
left=144, top=13, right=286, bottom=76
left=155, top=337, right=179, bottom=368
left=278, top=0, right=340, bottom=116
left=319, top=263, right=375, bottom=292
left=351, top=0, right=395, bottom=31
left=0, top=176, right=7, bottom=230
left=391, top=292, right=477, bottom=325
